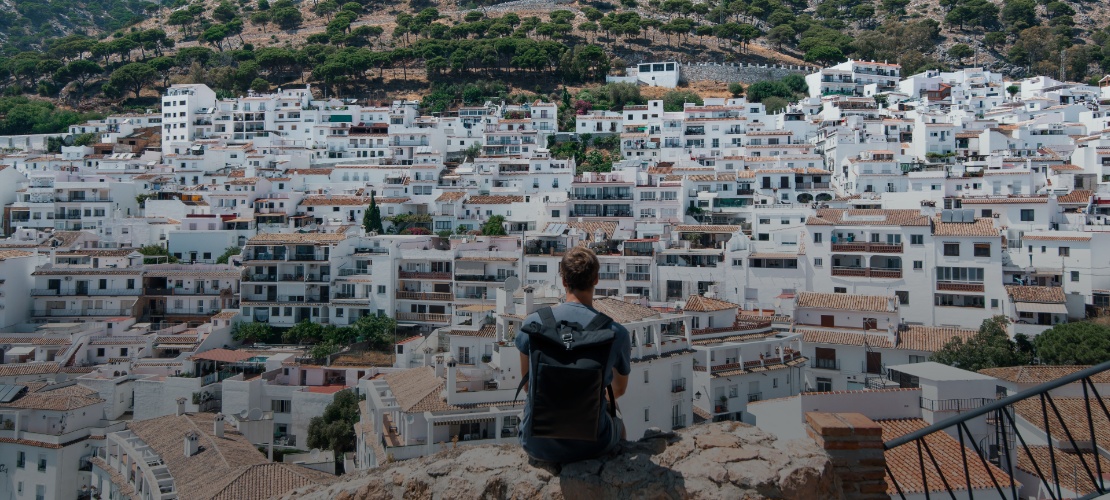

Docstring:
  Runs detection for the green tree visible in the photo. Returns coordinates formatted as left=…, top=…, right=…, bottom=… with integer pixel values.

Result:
left=215, top=246, right=241, bottom=264
left=661, top=90, right=702, bottom=112
left=352, top=313, right=397, bottom=349
left=481, top=215, right=508, bottom=236
left=108, top=62, right=157, bottom=99
left=728, top=82, right=745, bottom=97
left=932, top=316, right=1033, bottom=371
left=1006, top=84, right=1020, bottom=99
left=804, top=45, right=845, bottom=66
left=232, top=321, right=274, bottom=343
left=283, top=320, right=324, bottom=344
left=948, top=44, right=974, bottom=64
left=138, top=244, right=178, bottom=264
left=1033, top=322, right=1110, bottom=365
left=364, top=193, right=384, bottom=233
left=307, top=389, right=360, bottom=454
left=1001, top=0, right=1036, bottom=30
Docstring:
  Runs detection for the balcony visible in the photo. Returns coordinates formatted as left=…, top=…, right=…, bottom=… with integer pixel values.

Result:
left=747, top=392, right=762, bottom=403
left=143, top=287, right=223, bottom=296
left=831, top=267, right=902, bottom=279
left=399, top=271, right=452, bottom=280
left=291, top=253, right=324, bottom=261
left=246, top=252, right=285, bottom=261
left=395, top=312, right=450, bottom=323
left=671, top=415, right=687, bottom=428
left=812, top=358, right=840, bottom=371
left=338, top=268, right=371, bottom=276
left=830, top=242, right=903, bottom=253
left=626, top=273, right=651, bottom=281
left=32, top=288, right=141, bottom=296
left=796, top=182, right=831, bottom=190
left=936, top=281, right=985, bottom=292
left=245, top=274, right=277, bottom=282
left=671, top=378, right=687, bottom=393
left=396, top=291, right=452, bottom=301
left=454, top=275, right=507, bottom=283
left=598, top=272, right=620, bottom=281
left=34, top=309, right=131, bottom=317
left=714, top=404, right=728, bottom=414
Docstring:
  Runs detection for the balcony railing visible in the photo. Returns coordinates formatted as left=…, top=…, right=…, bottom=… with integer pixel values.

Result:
left=885, top=360, right=1110, bottom=500
left=747, top=392, right=762, bottom=403
left=338, top=268, right=371, bottom=276
left=831, top=267, right=902, bottom=279
left=671, top=378, right=687, bottom=393
left=626, top=273, right=651, bottom=281
left=936, top=281, right=986, bottom=292
left=454, top=275, right=507, bottom=283
left=33, top=309, right=131, bottom=317
left=399, top=270, right=452, bottom=280
left=812, top=358, right=841, bottom=370
left=830, top=242, right=903, bottom=253
left=32, top=288, right=141, bottom=296
left=598, top=272, right=620, bottom=281
left=919, top=397, right=993, bottom=413
left=672, top=415, right=687, bottom=429
left=395, top=312, right=450, bottom=323
left=396, top=291, right=452, bottom=301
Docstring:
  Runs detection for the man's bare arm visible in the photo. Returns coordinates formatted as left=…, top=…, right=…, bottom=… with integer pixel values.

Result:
left=611, top=369, right=629, bottom=399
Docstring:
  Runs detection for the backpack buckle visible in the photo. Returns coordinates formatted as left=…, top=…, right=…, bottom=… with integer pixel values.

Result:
left=561, top=333, right=574, bottom=350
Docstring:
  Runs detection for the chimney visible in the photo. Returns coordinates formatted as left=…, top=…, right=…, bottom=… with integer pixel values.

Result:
left=523, top=286, right=534, bottom=314
left=806, top=412, right=887, bottom=500
left=176, top=397, right=187, bottom=416
left=213, top=413, right=225, bottom=438
left=184, top=431, right=200, bottom=457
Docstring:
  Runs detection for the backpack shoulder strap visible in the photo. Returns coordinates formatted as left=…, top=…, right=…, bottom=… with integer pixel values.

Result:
left=584, top=312, right=613, bottom=332
left=513, top=307, right=556, bottom=404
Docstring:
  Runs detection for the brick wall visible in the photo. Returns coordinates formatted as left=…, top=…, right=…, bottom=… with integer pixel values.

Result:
left=805, top=412, right=889, bottom=500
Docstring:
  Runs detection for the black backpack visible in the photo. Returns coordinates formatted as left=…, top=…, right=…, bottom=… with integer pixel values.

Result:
left=514, top=306, right=618, bottom=441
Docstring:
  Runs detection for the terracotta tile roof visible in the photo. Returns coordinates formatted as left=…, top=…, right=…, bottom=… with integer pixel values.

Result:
left=58, top=248, right=136, bottom=257
left=796, top=291, right=895, bottom=312
left=443, top=324, right=496, bottom=338
left=881, top=418, right=1017, bottom=495
left=90, top=457, right=135, bottom=496
left=1016, top=446, right=1105, bottom=497
left=286, top=168, right=333, bottom=175
left=931, top=217, right=998, bottom=237
left=593, top=297, right=662, bottom=324
left=799, top=329, right=893, bottom=349
left=300, top=195, right=369, bottom=206
left=896, top=325, right=977, bottom=352
left=1049, top=164, right=1084, bottom=171
left=246, top=232, right=347, bottom=245
left=559, top=221, right=618, bottom=240
left=212, top=311, right=240, bottom=320
left=807, top=209, right=930, bottom=227
left=683, top=295, right=739, bottom=312
left=1005, top=285, right=1065, bottom=303
left=88, top=336, right=149, bottom=345
left=674, top=225, right=741, bottom=233
left=435, top=191, right=466, bottom=202
left=33, top=268, right=140, bottom=276
left=959, top=196, right=1048, bottom=204
left=382, top=367, right=449, bottom=413
left=128, top=413, right=332, bottom=499
left=1, top=392, right=104, bottom=411
left=463, top=195, right=523, bottom=205
left=0, top=362, right=61, bottom=377
left=144, top=269, right=242, bottom=278
left=1021, top=234, right=1091, bottom=241
left=979, top=365, right=1110, bottom=384
left=190, top=348, right=254, bottom=363
left=1057, top=189, right=1092, bottom=204
left=1014, top=396, right=1110, bottom=447
left=0, top=250, right=33, bottom=260
left=372, top=197, right=411, bottom=204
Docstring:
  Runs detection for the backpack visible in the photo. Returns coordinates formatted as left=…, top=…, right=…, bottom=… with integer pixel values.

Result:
left=514, top=306, right=618, bottom=441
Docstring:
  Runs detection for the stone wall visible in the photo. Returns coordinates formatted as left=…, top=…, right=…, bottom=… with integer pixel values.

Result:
left=682, top=62, right=816, bottom=84
left=282, top=422, right=840, bottom=500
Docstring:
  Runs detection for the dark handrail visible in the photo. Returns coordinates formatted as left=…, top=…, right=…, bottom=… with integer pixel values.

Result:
left=885, top=360, right=1110, bottom=450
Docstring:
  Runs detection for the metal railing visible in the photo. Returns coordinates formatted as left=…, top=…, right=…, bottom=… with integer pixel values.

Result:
left=812, top=358, right=840, bottom=370
left=671, top=378, right=687, bottom=393
left=885, top=360, right=1110, bottom=500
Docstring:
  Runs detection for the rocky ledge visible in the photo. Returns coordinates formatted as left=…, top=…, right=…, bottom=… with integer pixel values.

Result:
left=282, top=421, right=837, bottom=500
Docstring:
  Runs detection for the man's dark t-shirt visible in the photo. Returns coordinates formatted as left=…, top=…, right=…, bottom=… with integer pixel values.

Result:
left=515, top=302, right=632, bottom=463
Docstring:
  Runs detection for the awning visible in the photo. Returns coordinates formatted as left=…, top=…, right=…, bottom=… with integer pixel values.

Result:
left=432, top=415, right=497, bottom=426
left=4, top=346, right=36, bottom=357
left=1015, top=302, right=1068, bottom=314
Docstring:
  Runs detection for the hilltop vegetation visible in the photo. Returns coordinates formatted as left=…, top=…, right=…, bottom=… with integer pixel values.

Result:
left=2, top=0, right=1110, bottom=130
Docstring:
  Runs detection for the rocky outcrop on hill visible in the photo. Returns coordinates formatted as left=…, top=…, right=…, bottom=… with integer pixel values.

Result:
left=282, top=422, right=838, bottom=500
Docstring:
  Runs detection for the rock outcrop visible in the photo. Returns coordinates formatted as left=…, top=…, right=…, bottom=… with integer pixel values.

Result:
left=283, top=422, right=838, bottom=500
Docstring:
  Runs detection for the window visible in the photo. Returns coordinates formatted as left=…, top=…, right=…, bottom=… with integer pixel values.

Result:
left=96, top=348, right=105, bottom=357
left=909, top=355, right=928, bottom=364
left=732, top=258, right=743, bottom=267
left=812, top=232, right=822, bottom=243
left=914, top=260, right=924, bottom=270
left=772, top=378, right=778, bottom=388
left=528, top=264, right=547, bottom=273
left=37, top=455, right=46, bottom=472
left=728, top=385, right=738, bottom=398
left=973, top=243, right=991, bottom=257
left=643, top=370, right=649, bottom=383
left=1072, top=271, right=1080, bottom=282
left=895, top=291, right=909, bottom=305
left=1020, top=209, right=1034, bottom=222
left=1059, top=247, right=1070, bottom=257
left=644, top=408, right=650, bottom=422
left=271, top=399, right=292, bottom=413
left=16, top=451, right=24, bottom=468
left=834, top=287, right=847, bottom=294
left=910, top=234, right=924, bottom=245
left=943, top=243, right=960, bottom=256
left=36, top=485, right=45, bottom=500
left=120, top=348, right=128, bottom=356
left=814, top=258, right=823, bottom=267
left=378, top=285, right=386, bottom=294
left=816, top=378, right=832, bottom=392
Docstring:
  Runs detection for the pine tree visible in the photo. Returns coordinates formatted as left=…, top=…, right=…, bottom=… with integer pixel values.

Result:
left=364, top=193, right=383, bottom=233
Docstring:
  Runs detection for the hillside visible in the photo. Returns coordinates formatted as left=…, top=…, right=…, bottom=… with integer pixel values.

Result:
left=2, top=0, right=1110, bottom=126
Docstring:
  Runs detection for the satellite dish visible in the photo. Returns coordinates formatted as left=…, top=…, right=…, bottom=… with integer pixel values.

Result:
left=248, top=408, right=263, bottom=420
left=503, top=276, right=520, bottom=293
left=62, top=135, right=75, bottom=147
left=238, top=410, right=249, bottom=419
left=309, top=448, right=321, bottom=461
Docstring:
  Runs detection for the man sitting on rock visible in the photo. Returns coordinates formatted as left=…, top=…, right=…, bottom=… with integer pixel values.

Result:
left=515, top=246, right=631, bottom=463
